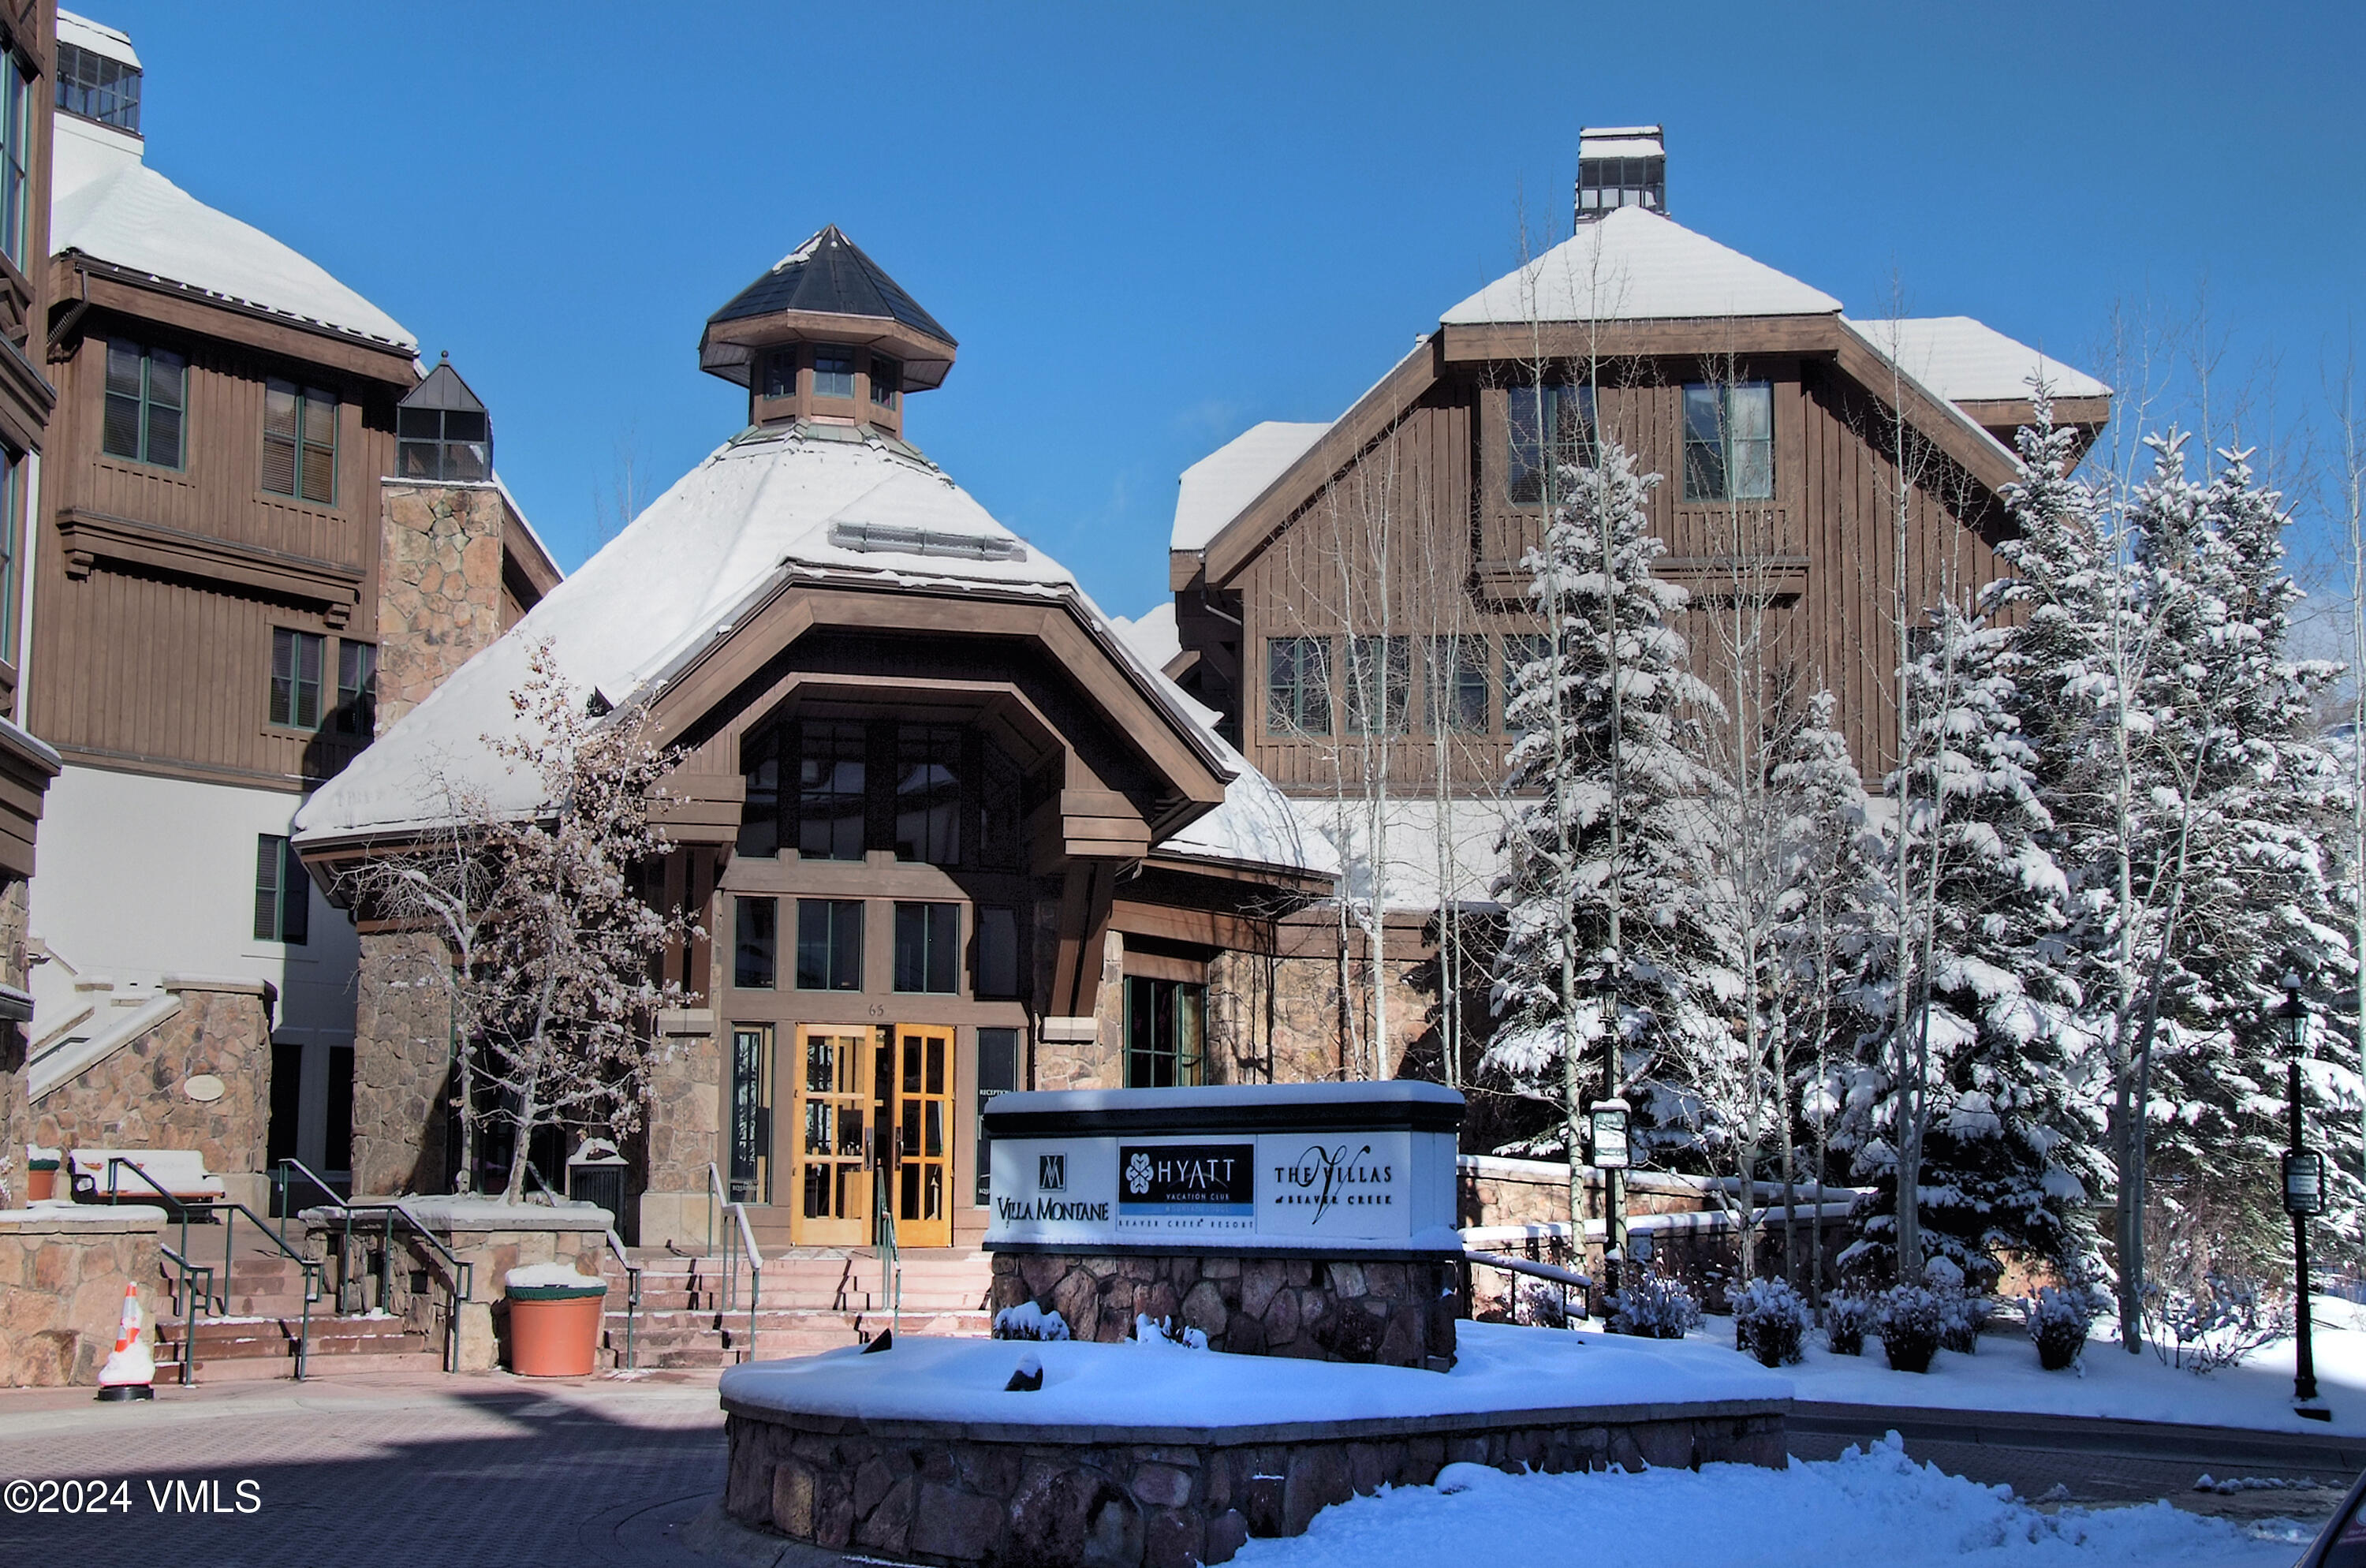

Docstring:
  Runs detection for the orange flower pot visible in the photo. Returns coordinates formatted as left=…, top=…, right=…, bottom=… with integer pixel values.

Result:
left=506, top=1286, right=606, bottom=1376
left=26, top=1167, right=55, bottom=1201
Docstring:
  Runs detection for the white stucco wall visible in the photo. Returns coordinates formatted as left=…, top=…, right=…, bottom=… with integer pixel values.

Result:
left=26, top=763, right=356, bottom=1051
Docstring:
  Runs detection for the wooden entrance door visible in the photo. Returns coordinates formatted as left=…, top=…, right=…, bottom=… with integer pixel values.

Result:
left=889, top=1023, right=954, bottom=1248
left=789, top=1026, right=873, bottom=1246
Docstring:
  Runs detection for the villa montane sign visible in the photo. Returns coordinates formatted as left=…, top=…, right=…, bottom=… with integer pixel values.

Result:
left=983, top=1083, right=1462, bottom=1254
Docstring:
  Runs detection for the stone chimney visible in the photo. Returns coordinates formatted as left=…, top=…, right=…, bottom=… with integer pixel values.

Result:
left=1575, top=125, right=1666, bottom=222
left=375, top=355, right=505, bottom=734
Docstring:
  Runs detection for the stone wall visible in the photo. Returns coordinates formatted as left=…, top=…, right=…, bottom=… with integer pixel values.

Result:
left=0, top=878, right=26, bottom=1208
left=638, top=1009, right=721, bottom=1249
left=1206, top=941, right=1428, bottom=1088
left=31, top=980, right=274, bottom=1192
left=351, top=930, right=455, bottom=1197
left=990, top=1250, right=1458, bottom=1370
left=376, top=481, right=508, bottom=734
left=0, top=1208, right=164, bottom=1386
left=723, top=1400, right=1786, bottom=1568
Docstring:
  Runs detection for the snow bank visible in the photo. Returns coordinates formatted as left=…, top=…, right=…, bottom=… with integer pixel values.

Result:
left=1234, top=1432, right=2298, bottom=1568
left=721, top=1320, right=1787, bottom=1430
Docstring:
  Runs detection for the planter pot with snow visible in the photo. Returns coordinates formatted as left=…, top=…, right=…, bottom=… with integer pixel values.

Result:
left=503, top=1264, right=606, bottom=1377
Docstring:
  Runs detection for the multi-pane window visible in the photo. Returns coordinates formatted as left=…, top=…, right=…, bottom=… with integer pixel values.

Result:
left=979, top=744, right=1024, bottom=872
left=270, top=629, right=324, bottom=729
left=893, top=902, right=959, bottom=994
left=798, top=721, right=868, bottom=861
left=976, top=905, right=1020, bottom=998
left=1506, top=383, right=1595, bottom=506
left=0, top=57, right=28, bottom=267
left=263, top=379, right=338, bottom=504
left=0, top=450, right=21, bottom=666
left=1266, top=637, right=1331, bottom=736
left=1681, top=382, right=1774, bottom=502
left=760, top=348, right=798, bottom=398
left=1429, top=636, right=1489, bottom=733
left=333, top=641, right=376, bottom=737
left=734, top=896, right=778, bottom=989
left=739, top=734, right=781, bottom=857
left=1125, top=977, right=1204, bottom=1088
left=55, top=39, right=140, bottom=133
left=728, top=1025, right=774, bottom=1204
left=870, top=357, right=900, bottom=407
left=103, top=341, right=185, bottom=469
left=252, top=834, right=309, bottom=945
left=1344, top=634, right=1410, bottom=736
left=395, top=407, right=489, bottom=482
left=795, top=898, right=863, bottom=991
left=894, top=724, right=962, bottom=865
left=812, top=346, right=855, bottom=400
left=1503, top=633, right=1551, bottom=736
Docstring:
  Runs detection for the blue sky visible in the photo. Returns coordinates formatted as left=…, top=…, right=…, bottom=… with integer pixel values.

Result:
left=91, top=2, right=2364, bottom=616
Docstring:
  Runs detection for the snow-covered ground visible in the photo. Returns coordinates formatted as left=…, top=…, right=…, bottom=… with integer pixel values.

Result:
left=1710, top=1297, right=2366, bottom=1437
left=1236, top=1435, right=2309, bottom=1568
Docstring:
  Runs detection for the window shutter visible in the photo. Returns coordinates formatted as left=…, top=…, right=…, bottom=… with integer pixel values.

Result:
left=279, top=838, right=309, bottom=945
left=253, top=834, right=281, bottom=941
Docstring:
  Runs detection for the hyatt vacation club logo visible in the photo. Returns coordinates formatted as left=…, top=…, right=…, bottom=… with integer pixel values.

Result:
left=1273, top=1142, right=1395, bottom=1224
left=1117, top=1143, right=1254, bottom=1230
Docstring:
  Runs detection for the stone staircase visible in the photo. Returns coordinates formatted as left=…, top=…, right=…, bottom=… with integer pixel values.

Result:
left=599, top=1247, right=994, bottom=1369
left=152, top=1243, right=438, bottom=1383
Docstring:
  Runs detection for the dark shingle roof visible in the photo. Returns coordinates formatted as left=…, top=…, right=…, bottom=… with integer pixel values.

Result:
left=707, top=225, right=955, bottom=346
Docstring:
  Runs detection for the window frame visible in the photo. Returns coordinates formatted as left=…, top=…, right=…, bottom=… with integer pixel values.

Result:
left=1265, top=636, right=1333, bottom=737
left=1505, top=382, right=1596, bottom=508
left=394, top=406, right=489, bottom=483
left=252, top=834, right=309, bottom=945
left=54, top=39, right=141, bottom=133
left=0, top=50, right=28, bottom=268
left=270, top=628, right=325, bottom=730
left=0, top=449, right=22, bottom=667
left=892, top=902, right=960, bottom=995
left=794, top=898, right=864, bottom=992
left=332, top=640, right=376, bottom=737
left=262, top=378, right=339, bottom=505
left=103, top=339, right=187, bottom=471
left=1124, top=976, right=1205, bottom=1088
left=870, top=356, right=900, bottom=408
left=734, top=895, right=778, bottom=990
left=1428, top=635, right=1489, bottom=734
left=812, top=345, right=856, bottom=401
left=1681, top=380, right=1774, bottom=503
left=1343, top=634, right=1411, bottom=737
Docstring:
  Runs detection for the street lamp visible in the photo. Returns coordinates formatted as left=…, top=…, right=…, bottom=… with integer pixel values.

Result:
left=2282, top=972, right=2330, bottom=1421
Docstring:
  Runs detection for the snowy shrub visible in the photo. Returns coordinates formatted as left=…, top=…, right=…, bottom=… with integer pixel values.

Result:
left=1876, top=1285, right=1946, bottom=1373
left=1515, top=1278, right=1576, bottom=1328
left=993, top=1302, right=1070, bottom=1342
left=1726, top=1277, right=1808, bottom=1367
left=2141, top=1272, right=2293, bottom=1375
left=2022, top=1283, right=2104, bottom=1371
left=1607, top=1267, right=1701, bottom=1340
left=1132, top=1314, right=1208, bottom=1350
left=1823, top=1293, right=1875, bottom=1357
left=1938, top=1291, right=1991, bottom=1356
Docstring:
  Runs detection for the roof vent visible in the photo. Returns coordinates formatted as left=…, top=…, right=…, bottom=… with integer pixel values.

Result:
left=827, top=520, right=1027, bottom=562
left=1576, top=125, right=1665, bottom=222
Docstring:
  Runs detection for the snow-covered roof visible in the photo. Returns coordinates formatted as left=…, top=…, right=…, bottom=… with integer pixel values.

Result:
left=1171, top=421, right=1332, bottom=551
left=297, top=424, right=1325, bottom=889
left=58, top=10, right=138, bottom=69
left=1441, top=206, right=1841, bottom=326
left=1301, top=792, right=1512, bottom=912
left=50, top=113, right=415, bottom=353
left=1845, top=315, right=2110, bottom=405
left=1578, top=126, right=1663, bottom=161
left=1109, top=601, right=1179, bottom=668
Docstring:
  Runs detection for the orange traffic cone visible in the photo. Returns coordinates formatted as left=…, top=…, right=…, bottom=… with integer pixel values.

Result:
left=95, top=1282, right=155, bottom=1402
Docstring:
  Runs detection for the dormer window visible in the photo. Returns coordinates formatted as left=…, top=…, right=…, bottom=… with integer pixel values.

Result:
left=761, top=348, right=797, bottom=399
left=812, top=346, right=855, bottom=401
left=871, top=357, right=900, bottom=408
left=56, top=39, right=141, bottom=133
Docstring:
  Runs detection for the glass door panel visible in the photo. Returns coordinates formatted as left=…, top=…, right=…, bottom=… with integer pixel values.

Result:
left=890, top=1024, right=955, bottom=1247
left=788, top=1026, right=872, bottom=1246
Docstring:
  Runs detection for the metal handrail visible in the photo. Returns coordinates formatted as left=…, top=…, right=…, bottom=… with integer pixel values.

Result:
left=108, top=1157, right=322, bottom=1378
left=603, top=1227, right=640, bottom=1372
left=1465, top=1249, right=1593, bottom=1330
left=156, top=1245, right=211, bottom=1388
left=706, top=1162, right=761, bottom=1363
left=277, top=1158, right=474, bottom=1374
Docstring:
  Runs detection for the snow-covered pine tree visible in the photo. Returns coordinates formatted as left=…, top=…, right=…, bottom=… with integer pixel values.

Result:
left=1489, top=438, right=1715, bottom=1198
left=1842, top=596, right=2095, bottom=1290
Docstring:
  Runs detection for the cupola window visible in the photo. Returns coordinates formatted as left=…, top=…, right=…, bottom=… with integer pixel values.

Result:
left=871, top=357, right=900, bottom=408
left=812, top=346, right=855, bottom=401
left=56, top=39, right=140, bottom=133
left=395, top=356, right=493, bottom=483
left=761, top=348, right=797, bottom=399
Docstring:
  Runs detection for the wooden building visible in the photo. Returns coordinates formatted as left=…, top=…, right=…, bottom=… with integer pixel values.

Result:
left=17, top=11, right=555, bottom=1207
left=297, top=228, right=1336, bottom=1252
left=1148, top=129, right=2114, bottom=1076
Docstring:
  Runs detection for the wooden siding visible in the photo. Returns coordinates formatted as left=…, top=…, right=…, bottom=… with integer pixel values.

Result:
left=28, top=304, right=408, bottom=787
left=1214, top=349, right=2013, bottom=792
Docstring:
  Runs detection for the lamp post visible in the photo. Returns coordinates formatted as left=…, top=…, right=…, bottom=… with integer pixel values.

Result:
left=2282, top=973, right=2329, bottom=1419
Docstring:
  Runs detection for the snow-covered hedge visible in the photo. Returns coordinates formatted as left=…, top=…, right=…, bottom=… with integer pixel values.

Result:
left=1823, top=1293, right=1875, bottom=1357
left=1608, top=1268, right=1701, bottom=1341
left=993, top=1302, right=1071, bottom=1342
left=1726, top=1277, right=1808, bottom=1368
left=2023, top=1282, right=2104, bottom=1371
left=1939, top=1290, right=1991, bottom=1356
left=1876, top=1285, right=1946, bottom=1373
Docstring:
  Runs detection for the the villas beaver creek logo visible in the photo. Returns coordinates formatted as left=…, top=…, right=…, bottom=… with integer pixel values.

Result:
left=1274, top=1143, right=1396, bottom=1224
left=993, top=1150, right=1109, bottom=1225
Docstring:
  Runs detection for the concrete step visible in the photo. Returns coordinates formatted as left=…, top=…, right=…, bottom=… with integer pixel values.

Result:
left=156, top=1348, right=442, bottom=1384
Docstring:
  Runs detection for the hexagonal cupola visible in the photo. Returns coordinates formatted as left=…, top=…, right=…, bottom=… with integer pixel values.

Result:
left=698, top=226, right=956, bottom=439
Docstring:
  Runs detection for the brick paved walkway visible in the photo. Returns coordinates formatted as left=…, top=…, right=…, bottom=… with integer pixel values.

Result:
left=0, top=1369, right=729, bottom=1567
left=1, top=1368, right=2353, bottom=1566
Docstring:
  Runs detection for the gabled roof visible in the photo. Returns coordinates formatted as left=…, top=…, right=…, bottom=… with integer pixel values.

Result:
left=50, top=114, right=414, bottom=352
left=1440, top=206, right=1840, bottom=325
left=1847, top=315, right=2110, bottom=405
left=1172, top=421, right=1332, bottom=551
left=707, top=225, right=955, bottom=346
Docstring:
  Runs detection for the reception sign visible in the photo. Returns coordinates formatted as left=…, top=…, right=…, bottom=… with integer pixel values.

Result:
left=984, top=1083, right=1461, bottom=1253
